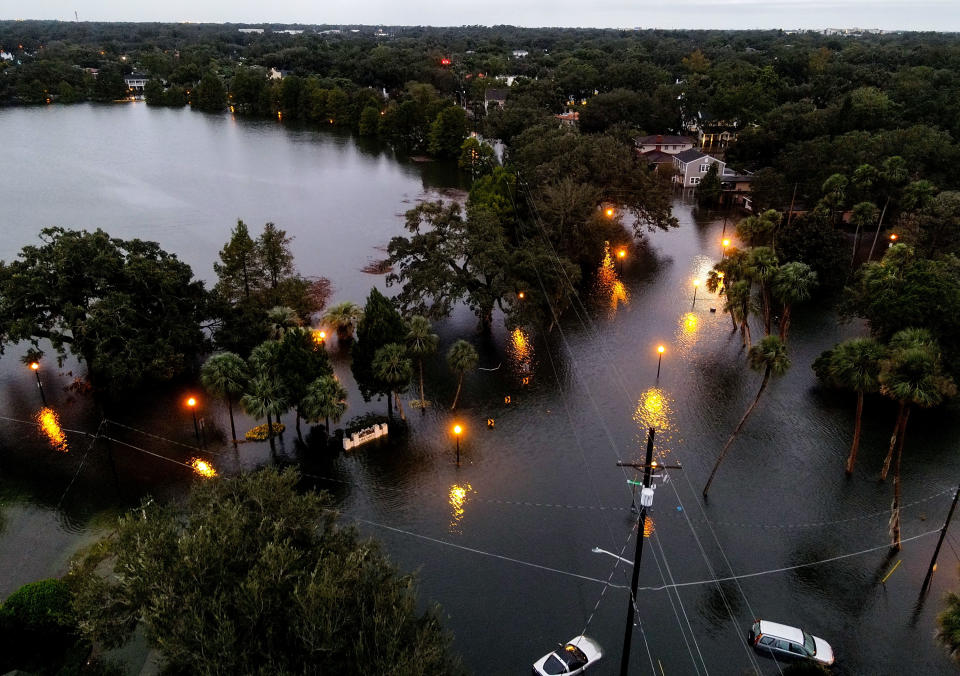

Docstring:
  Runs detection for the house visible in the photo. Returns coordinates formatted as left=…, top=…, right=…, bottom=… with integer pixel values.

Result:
left=640, top=149, right=676, bottom=172
left=123, top=73, right=149, bottom=92
left=238, top=28, right=264, bottom=34
left=512, top=50, right=529, bottom=58
left=720, top=171, right=754, bottom=209
left=673, top=149, right=725, bottom=187
left=484, top=89, right=508, bottom=113
left=635, top=134, right=694, bottom=154
left=268, top=68, right=291, bottom=80
left=555, top=110, right=579, bottom=128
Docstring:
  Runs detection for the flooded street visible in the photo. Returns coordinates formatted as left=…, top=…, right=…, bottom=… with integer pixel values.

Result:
left=1, top=103, right=958, bottom=674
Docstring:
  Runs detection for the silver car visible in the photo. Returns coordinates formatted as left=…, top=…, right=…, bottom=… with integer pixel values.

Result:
left=532, top=635, right=603, bottom=675
left=749, top=619, right=835, bottom=666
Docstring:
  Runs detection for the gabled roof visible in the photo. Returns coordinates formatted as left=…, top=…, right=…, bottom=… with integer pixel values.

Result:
left=641, top=150, right=674, bottom=163
left=674, top=148, right=709, bottom=163
left=636, top=134, right=693, bottom=145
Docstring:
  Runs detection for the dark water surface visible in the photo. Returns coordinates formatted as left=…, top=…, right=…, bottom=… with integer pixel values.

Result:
left=1, top=104, right=959, bottom=675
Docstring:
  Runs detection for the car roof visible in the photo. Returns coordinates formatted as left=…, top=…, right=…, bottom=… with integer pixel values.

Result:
left=759, top=620, right=804, bottom=643
left=567, top=635, right=602, bottom=659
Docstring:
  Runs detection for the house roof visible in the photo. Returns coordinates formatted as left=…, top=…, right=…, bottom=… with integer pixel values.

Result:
left=674, top=149, right=709, bottom=163
left=640, top=150, right=674, bottom=163
left=636, top=134, right=693, bottom=146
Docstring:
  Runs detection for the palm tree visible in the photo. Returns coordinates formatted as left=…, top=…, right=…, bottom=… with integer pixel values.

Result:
left=703, top=335, right=790, bottom=497
left=373, top=343, right=412, bottom=421
left=447, top=340, right=478, bottom=410
left=240, top=374, right=286, bottom=454
left=826, top=338, right=885, bottom=476
left=745, top=247, right=778, bottom=335
left=771, top=262, right=817, bottom=343
left=248, top=340, right=287, bottom=426
left=266, top=306, right=301, bottom=340
left=937, top=588, right=960, bottom=664
left=724, top=280, right=752, bottom=348
left=323, top=301, right=363, bottom=342
left=406, top=315, right=438, bottom=410
left=878, top=328, right=955, bottom=549
left=302, top=375, right=348, bottom=440
left=199, top=352, right=248, bottom=446
left=849, top=201, right=879, bottom=267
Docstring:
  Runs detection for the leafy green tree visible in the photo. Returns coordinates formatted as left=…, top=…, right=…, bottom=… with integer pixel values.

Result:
left=0, top=578, right=81, bottom=674
left=302, top=375, right=348, bottom=440
left=458, top=137, right=496, bottom=178
left=447, top=340, right=478, bottom=410
left=0, top=228, right=207, bottom=393
left=266, top=305, right=301, bottom=340
left=703, top=336, right=790, bottom=496
left=745, top=246, right=779, bottom=335
left=735, top=209, right=780, bottom=249
left=195, top=70, right=226, bottom=112
left=214, top=219, right=260, bottom=303
left=849, top=201, right=879, bottom=265
left=257, top=222, right=295, bottom=296
left=406, top=315, right=438, bottom=409
left=373, top=343, right=413, bottom=420
left=878, top=329, right=955, bottom=549
left=70, top=468, right=463, bottom=675
left=200, top=352, right=248, bottom=445
left=696, top=163, right=722, bottom=207
left=323, top=301, right=363, bottom=342
left=771, top=261, right=817, bottom=342
left=938, top=583, right=960, bottom=665
left=143, top=78, right=164, bottom=105
left=428, top=106, right=468, bottom=158
left=277, top=328, right=333, bottom=442
left=358, top=105, right=381, bottom=136
left=816, top=338, right=885, bottom=475
left=351, top=288, right=408, bottom=403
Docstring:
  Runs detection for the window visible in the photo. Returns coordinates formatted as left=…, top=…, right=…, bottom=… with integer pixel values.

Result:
left=542, top=654, right=567, bottom=675
left=790, top=643, right=807, bottom=656
left=775, top=640, right=790, bottom=651
left=690, top=177, right=700, bottom=185
left=700, top=163, right=711, bottom=172
left=759, top=637, right=775, bottom=646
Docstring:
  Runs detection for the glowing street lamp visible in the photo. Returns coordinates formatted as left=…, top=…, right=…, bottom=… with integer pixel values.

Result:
left=617, top=248, right=626, bottom=275
left=453, top=424, right=463, bottom=466
left=605, top=207, right=615, bottom=218
left=518, top=291, right=525, bottom=300
left=721, top=239, right=731, bottom=259
left=186, top=396, right=201, bottom=445
left=29, top=361, right=46, bottom=406
left=656, top=345, right=665, bottom=379
left=692, top=279, right=700, bottom=307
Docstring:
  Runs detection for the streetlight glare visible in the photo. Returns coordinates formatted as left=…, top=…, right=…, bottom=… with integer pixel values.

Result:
left=453, top=424, right=463, bottom=435
left=29, top=362, right=39, bottom=370
left=605, top=208, right=614, bottom=217
left=618, top=249, right=626, bottom=258
left=186, top=396, right=197, bottom=407
left=657, top=345, right=665, bottom=354
left=890, top=233, right=898, bottom=241
left=722, top=239, right=731, bottom=247
left=518, top=291, right=525, bottom=299
left=693, top=280, right=700, bottom=287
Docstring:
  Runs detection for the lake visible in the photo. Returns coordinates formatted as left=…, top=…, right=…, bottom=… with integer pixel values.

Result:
left=1, top=102, right=958, bottom=675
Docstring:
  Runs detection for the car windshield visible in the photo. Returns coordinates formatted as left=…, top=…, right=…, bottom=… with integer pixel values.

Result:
left=559, top=644, right=588, bottom=669
left=542, top=654, right=568, bottom=675
left=802, top=631, right=815, bottom=655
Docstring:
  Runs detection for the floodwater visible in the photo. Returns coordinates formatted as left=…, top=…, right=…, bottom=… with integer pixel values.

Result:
left=2, top=103, right=959, bottom=675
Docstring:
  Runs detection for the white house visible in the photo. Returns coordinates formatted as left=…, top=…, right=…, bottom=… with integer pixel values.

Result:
left=123, top=73, right=148, bottom=92
left=238, top=28, right=264, bottom=34
left=512, top=50, right=529, bottom=58
left=635, top=134, right=694, bottom=154
left=673, top=149, right=725, bottom=187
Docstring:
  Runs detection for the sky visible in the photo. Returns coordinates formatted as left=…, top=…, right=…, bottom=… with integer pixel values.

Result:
left=3, top=0, right=958, bottom=32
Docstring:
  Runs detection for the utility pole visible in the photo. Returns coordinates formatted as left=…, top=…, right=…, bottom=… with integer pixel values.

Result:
left=921, top=486, right=960, bottom=596
left=617, top=428, right=656, bottom=676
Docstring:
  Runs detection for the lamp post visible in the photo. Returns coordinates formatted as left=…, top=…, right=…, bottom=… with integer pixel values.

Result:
left=722, top=239, right=731, bottom=259
left=29, top=362, right=46, bottom=406
left=617, top=249, right=626, bottom=275
left=656, top=345, right=664, bottom=379
left=692, top=280, right=700, bottom=307
left=453, top=424, right=463, bottom=465
left=605, top=207, right=615, bottom=218
left=186, top=396, right=200, bottom=445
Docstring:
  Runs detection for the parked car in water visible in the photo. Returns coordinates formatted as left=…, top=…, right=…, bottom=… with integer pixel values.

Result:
left=532, top=635, right=603, bottom=675
left=749, top=619, right=835, bottom=666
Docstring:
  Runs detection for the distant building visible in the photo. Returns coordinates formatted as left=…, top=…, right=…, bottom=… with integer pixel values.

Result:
left=268, top=67, right=291, bottom=80
left=0, top=51, right=13, bottom=61
left=512, top=50, right=529, bottom=58
left=124, top=73, right=149, bottom=92
left=555, top=110, right=579, bottom=128
left=238, top=28, right=264, bottom=34
left=635, top=134, right=694, bottom=154
left=484, top=89, right=508, bottom=113
left=673, top=149, right=725, bottom=188
left=276, top=29, right=304, bottom=35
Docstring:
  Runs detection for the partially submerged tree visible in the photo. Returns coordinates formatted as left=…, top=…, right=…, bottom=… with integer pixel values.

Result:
left=302, top=375, right=348, bottom=440
left=703, top=335, right=791, bottom=496
left=373, top=343, right=413, bottom=421
left=406, top=315, right=439, bottom=409
left=200, top=352, right=249, bottom=446
left=447, top=340, right=478, bottom=410
left=70, top=469, right=463, bottom=675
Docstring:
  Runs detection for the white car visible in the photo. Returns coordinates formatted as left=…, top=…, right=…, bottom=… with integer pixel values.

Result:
left=749, top=619, right=835, bottom=666
left=532, top=635, right=603, bottom=675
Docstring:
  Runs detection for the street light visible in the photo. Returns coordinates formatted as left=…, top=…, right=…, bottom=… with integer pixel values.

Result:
left=656, top=345, right=665, bottom=379
left=453, top=424, right=463, bottom=466
left=692, top=279, right=700, bottom=307
left=518, top=291, right=525, bottom=300
left=29, top=361, right=46, bottom=406
left=605, top=207, right=615, bottom=218
left=722, top=239, right=731, bottom=259
left=186, top=396, right=200, bottom=445
left=617, top=248, right=626, bottom=275
left=591, top=547, right=633, bottom=566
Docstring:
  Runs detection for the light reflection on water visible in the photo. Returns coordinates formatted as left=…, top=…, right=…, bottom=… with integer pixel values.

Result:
left=448, top=483, right=472, bottom=534
left=592, top=245, right=630, bottom=319
left=507, top=328, right=534, bottom=384
left=35, top=407, right=68, bottom=453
